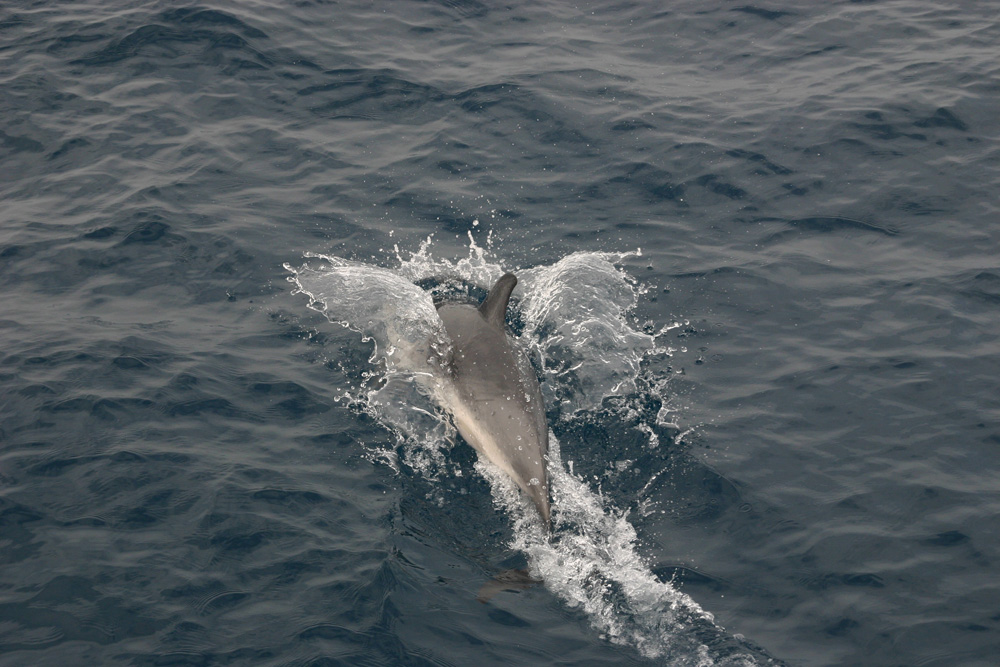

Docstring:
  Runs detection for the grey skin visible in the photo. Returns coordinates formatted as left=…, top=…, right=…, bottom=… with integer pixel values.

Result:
left=434, top=273, right=551, bottom=527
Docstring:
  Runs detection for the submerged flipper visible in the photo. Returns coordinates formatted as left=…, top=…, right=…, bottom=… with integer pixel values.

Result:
left=476, top=568, right=543, bottom=604
left=479, top=273, right=517, bottom=328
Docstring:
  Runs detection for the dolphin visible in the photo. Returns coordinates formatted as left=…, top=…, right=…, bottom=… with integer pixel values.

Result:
left=433, top=273, right=551, bottom=527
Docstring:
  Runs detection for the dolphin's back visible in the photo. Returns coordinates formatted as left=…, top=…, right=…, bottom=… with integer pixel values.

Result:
left=435, top=274, right=550, bottom=526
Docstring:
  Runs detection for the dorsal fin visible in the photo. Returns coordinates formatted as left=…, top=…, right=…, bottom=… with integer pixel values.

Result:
left=479, top=273, right=517, bottom=327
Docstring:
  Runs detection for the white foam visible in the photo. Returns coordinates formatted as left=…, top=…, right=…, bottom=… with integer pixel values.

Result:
left=483, top=437, right=759, bottom=665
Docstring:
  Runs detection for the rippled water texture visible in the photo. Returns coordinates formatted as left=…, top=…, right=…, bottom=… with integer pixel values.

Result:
left=2, top=2, right=999, bottom=666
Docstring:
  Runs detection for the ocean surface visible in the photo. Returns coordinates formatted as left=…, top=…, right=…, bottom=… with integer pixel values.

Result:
left=1, top=1, right=998, bottom=665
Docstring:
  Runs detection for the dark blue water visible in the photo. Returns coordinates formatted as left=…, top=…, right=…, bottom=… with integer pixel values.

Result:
left=2, top=1, right=998, bottom=665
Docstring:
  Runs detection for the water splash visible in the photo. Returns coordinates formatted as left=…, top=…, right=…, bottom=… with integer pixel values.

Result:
left=284, top=250, right=457, bottom=475
left=519, top=251, right=664, bottom=415
left=480, top=439, right=763, bottom=666
left=285, top=237, right=769, bottom=666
